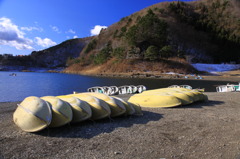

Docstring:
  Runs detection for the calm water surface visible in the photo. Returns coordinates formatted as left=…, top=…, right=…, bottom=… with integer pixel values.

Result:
left=0, top=71, right=234, bottom=102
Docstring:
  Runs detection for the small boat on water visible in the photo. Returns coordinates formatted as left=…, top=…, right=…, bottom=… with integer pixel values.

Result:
left=9, top=73, right=17, bottom=76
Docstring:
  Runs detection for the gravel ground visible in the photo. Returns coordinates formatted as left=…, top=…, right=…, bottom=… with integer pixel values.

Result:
left=1, top=92, right=240, bottom=159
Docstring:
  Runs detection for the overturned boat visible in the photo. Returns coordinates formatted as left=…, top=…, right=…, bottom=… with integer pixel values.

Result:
left=216, top=83, right=240, bottom=92
left=128, top=88, right=208, bottom=108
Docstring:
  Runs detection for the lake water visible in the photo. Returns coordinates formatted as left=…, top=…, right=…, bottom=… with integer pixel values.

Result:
left=0, top=71, right=233, bottom=102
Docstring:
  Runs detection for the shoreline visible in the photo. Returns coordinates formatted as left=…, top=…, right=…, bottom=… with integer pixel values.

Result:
left=62, top=70, right=240, bottom=82
left=2, top=66, right=240, bottom=82
left=0, top=70, right=239, bottom=103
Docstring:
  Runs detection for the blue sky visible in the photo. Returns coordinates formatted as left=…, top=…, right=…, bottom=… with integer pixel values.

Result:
left=0, top=0, right=194, bottom=55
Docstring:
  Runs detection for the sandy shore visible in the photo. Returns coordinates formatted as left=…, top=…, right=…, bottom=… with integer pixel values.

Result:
left=1, top=92, right=240, bottom=159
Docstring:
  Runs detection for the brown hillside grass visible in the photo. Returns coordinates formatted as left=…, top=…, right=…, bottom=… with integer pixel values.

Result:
left=64, top=58, right=197, bottom=76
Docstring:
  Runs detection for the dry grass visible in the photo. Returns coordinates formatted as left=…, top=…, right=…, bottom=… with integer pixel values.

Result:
left=64, top=58, right=197, bottom=76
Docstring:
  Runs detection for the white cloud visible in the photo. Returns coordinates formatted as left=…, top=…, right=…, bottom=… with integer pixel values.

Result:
left=66, top=35, right=78, bottom=39
left=66, top=29, right=76, bottom=34
left=0, top=17, right=34, bottom=50
left=90, top=25, right=107, bottom=36
left=34, top=37, right=57, bottom=48
left=0, top=40, right=33, bottom=50
left=50, top=25, right=61, bottom=33
left=21, top=26, right=43, bottom=32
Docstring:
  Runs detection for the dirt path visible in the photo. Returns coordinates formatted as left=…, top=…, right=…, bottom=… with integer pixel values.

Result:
left=1, top=92, right=240, bottom=159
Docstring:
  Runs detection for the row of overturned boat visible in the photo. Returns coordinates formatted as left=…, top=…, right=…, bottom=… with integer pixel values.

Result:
left=87, top=85, right=147, bottom=96
left=13, top=93, right=143, bottom=132
left=87, top=84, right=205, bottom=96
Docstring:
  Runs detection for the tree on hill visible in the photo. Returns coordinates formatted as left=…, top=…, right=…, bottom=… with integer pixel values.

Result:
left=126, top=9, right=168, bottom=53
left=144, top=45, right=159, bottom=61
left=93, top=41, right=112, bottom=64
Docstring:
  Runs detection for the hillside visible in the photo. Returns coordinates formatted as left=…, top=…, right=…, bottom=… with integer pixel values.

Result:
left=0, top=37, right=92, bottom=70
left=65, top=0, right=240, bottom=75
left=30, top=37, right=93, bottom=68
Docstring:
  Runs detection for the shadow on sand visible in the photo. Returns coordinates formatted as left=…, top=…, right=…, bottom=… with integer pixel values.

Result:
left=173, top=100, right=224, bottom=109
left=35, top=111, right=162, bottom=139
left=32, top=100, right=223, bottom=138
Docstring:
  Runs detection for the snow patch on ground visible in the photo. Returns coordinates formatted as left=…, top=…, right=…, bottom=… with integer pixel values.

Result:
left=164, top=72, right=180, bottom=75
left=192, top=63, right=240, bottom=73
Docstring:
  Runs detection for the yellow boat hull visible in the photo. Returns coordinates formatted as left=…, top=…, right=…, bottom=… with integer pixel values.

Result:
left=142, top=89, right=193, bottom=105
left=80, top=93, right=126, bottom=117
left=13, top=96, right=52, bottom=132
left=57, top=96, right=92, bottom=123
left=41, top=96, right=73, bottom=128
left=68, top=94, right=111, bottom=120
left=111, top=96, right=136, bottom=115
left=142, top=88, right=207, bottom=103
left=128, top=93, right=182, bottom=108
left=126, top=102, right=143, bottom=115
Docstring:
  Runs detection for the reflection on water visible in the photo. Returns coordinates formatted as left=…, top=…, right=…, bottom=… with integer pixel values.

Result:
left=0, top=71, right=234, bottom=102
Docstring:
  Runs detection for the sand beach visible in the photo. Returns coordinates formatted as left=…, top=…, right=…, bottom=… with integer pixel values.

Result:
left=1, top=90, right=240, bottom=159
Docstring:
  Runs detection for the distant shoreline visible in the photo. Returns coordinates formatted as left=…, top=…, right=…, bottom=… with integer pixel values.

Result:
left=1, top=65, right=240, bottom=82
left=0, top=66, right=64, bottom=73
left=62, top=70, right=240, bottom=82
